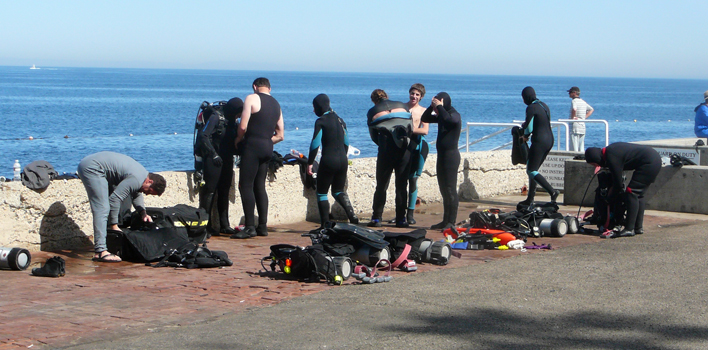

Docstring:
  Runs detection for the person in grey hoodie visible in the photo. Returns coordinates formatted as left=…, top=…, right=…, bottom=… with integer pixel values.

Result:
left=77, top=151, right=166, bottom=262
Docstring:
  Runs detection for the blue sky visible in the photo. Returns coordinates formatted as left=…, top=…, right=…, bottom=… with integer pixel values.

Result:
left=2, top=0, right=706, bottom=79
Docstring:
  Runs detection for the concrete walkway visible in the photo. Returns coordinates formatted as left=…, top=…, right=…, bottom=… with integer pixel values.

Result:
left=2, top=194, right=707, bottom=349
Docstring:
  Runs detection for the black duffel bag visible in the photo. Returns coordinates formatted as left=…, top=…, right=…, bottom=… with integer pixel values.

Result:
left=131, top=204, right=209, bottom=243
left=106, top=226, right=190, bottom=263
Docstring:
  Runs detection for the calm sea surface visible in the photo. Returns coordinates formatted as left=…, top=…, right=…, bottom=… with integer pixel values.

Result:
left=1, top=66, right=707, bottom=176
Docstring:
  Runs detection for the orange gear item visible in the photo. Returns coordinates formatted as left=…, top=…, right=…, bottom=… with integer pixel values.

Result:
left=442, top=226, right=506, bottom=240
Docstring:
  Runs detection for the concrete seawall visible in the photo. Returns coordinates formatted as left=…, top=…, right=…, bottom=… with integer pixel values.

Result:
left=1, top=150, right=527, bottom=252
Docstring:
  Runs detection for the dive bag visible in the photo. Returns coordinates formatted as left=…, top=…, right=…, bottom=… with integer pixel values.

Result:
left=106, top=227, right=190, bottom=263
left=130, top=205, right=209, bottom=243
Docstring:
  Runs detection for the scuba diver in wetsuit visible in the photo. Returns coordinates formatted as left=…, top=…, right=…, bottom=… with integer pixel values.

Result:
left=196, top=98, right=242, bottom=236
left=518, top=86, right=559, bottom=208
left=421, top=92, right=461, bottom=231
left=367, top=89, right=413, bottom=228
left=231, top=77, right=285, bottom=239
left=307, top=94, right=359, bottom=227
left=585, top=143, right=661, bottom=238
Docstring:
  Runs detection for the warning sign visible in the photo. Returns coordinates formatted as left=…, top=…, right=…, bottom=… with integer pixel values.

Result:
left=539, top=154, right=576, bottom=190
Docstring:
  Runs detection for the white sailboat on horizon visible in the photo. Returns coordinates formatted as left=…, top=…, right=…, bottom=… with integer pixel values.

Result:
left=30, top=64, right=39, bottom=70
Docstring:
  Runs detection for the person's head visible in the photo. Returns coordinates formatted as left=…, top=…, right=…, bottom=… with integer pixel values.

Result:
left=223, top=97, right=244, bottom=122
left=252, top=77, right=271, bottom=93
left=409, top=83, right=426, bottom=105
left=568, top=86, right=580, bottom=98
left=434, top=92, right=452, bottom=111
left=522, top=86, right=537, bottom=105
left=141, top=173, right=166, bottom=196
left=312, top=93, right=331, bottom=117
left=585, top=147, right=604, bottom=167
left=371, top=89, right=388, bottom=104
left=704, top=89, right=708, bottom=103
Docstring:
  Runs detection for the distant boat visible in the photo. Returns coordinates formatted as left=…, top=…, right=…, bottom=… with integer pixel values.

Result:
left=30, top=64, right=39, bottom=70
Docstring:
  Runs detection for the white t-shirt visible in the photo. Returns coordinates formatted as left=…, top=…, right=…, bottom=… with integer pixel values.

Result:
left=570, top=98, right=593, bottom=134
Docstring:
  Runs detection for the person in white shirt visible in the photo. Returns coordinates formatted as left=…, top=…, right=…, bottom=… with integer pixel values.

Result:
left=567, top=86, right=594, bottom=152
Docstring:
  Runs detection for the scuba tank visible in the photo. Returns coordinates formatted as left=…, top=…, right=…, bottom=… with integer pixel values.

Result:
left=0, top=247, right=31, bottom=270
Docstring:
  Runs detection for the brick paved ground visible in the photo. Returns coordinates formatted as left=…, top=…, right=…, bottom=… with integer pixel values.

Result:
left=0, top=197, right=698, bottom=349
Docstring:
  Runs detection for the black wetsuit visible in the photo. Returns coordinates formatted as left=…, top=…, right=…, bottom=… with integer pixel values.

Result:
left=367, top=100, right=412, bottom=224
left=421, top=92, right=461, bottom=228
left=239, top=93, right=280, bottom=230
left=196, top=99, right=241, bottom=233
left=585, top=143, right=662, bottom=231
left=309, top=94, right=357, bottom=226
left=520, top=86, right=557, bottom=204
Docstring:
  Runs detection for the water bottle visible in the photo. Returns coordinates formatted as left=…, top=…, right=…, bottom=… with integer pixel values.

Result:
left=13, top=160, right=21, bottom=181
left=290, top=149, right=303, bottom=158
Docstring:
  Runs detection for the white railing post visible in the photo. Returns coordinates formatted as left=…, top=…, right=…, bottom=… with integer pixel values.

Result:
left=557, top=119, right=610, bottom=147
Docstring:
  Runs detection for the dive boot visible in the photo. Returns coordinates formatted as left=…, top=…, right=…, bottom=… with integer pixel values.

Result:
left=256, top=224, right=269, bottom=237
left=618, top=229, right=635, bottom=237
left=231, top=226, right=256, bottom=239
left=430, top=221, right=447, bottom=230
left=32, top=256, right=65, bottom=277
left=406, top=210, right=416, bottom=225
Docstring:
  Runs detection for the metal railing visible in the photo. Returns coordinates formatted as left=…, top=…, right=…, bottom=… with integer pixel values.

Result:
left=513, top=120, right=570, bottom=151
left=462, top=122, right=521, bottom=152
left=459, top=119, right=609, bottom=152
left=557, top=119, right=610, bottom=147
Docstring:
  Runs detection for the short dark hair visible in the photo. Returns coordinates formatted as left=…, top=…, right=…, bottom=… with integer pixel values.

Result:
left=409, top=83, right=426, bottom=98
left=370, top=89, right=388, bottom=104
left=253, top=77, right=270, bottom=89
left=147, top=173, right=166, bottom=196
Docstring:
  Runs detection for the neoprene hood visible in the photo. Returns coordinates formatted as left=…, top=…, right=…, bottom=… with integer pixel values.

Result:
left=435, top=92, right=452, bottom=111
left=313, top=94, right=331, bottom=117
left=223, top=97, right=244, bottom=122
left=585, top=147, right=604, bottom=165
left=522, top=86, right=537, bottom=105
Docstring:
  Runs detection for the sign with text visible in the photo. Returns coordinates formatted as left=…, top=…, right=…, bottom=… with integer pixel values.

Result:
left=539, top=154, right=576, bottom=191
left=650, top=147, right=700, bottom=165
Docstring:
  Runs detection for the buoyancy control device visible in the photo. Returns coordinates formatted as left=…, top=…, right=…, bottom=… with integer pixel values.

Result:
left=193, top=101, right=227, bottom=189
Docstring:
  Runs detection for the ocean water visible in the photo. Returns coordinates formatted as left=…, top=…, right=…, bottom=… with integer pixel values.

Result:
left=1, top=66, right=707, bottom=176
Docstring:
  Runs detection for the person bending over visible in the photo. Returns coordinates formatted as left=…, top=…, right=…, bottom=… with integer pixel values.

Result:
left=196, top=98, right=242, bottom=236
left=421, top=92, right=461, bottom=231
left=231, top=77, right=285, bottom=239
left=307, top=94, right=359, bottom=227
left=585, top=142, right=661, bottom=238
left=77, top=151, right=166, bottom=262
left=367, top=89, right=412, bottom=228
left=405, top=83, right=429, bottom=225
left=518, top=86, right=559, bottom=208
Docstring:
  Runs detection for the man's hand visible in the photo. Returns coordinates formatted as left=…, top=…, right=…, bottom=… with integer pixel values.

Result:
left=431, top=97, right=443, bottom=108
left=213, top=155, right=223, bottom=167
left=141, top=211, right=153, bottom=223
left=307, top=164, right=314, bottom=176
